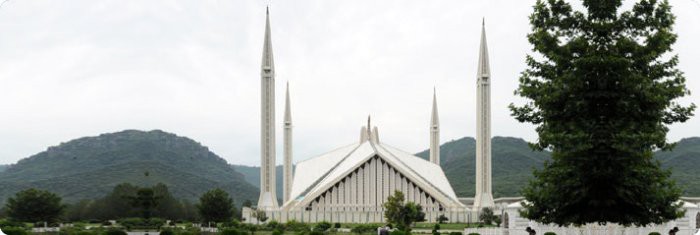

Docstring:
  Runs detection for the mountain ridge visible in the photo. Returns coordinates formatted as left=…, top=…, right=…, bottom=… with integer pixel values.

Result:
left=0, top=130, right=259, bottom=205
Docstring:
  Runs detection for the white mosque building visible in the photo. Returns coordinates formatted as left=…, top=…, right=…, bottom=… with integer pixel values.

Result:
left=241, top=8, right=700, bottom=231
left=242, top=8, right=481, bottom=223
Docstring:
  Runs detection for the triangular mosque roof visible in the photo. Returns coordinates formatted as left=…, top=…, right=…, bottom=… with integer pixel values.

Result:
left=286, top=126, right=462, bottom=208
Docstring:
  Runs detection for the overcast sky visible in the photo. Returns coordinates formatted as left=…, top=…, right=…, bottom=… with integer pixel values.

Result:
left=1, top=0, right=698, bottom=166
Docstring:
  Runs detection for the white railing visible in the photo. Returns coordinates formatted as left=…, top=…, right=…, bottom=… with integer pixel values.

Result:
left=465, top=228, right=700, bottom=235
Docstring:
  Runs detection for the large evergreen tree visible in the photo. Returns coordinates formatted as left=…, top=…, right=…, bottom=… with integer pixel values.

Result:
left=5, top=188, right=65, bottom=223
left=510, top=0, right=695, bottom=226
left=197, top=188, right=235, bottom=223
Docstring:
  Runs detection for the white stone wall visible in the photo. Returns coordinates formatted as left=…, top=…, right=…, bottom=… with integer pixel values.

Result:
left=242, top=207, right=474, bottom=223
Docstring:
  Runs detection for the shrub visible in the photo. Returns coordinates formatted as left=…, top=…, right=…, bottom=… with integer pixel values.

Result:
left=266, top=221, right=284, bottom=231
left=390, top=230, right=408, bottom=235
left=104, top=228, right=128, bottom=235
left=466, top=233, right=478, bottom=235
left=221, top=228, right=242, bottom=235
left=272, top=229, right=284, bottom=235
left=648, top=233, right=661, bottom=235
left=334, top=223, right=341, bottom=229
left=102, top=221, right=113, bottom=226
left=309, top=231, right=323, bottom=235
left=285, top=220, right=310, bottom=232
left=433, top=224, right=440, bottom=231
left=160, top=229, right=176, bottom=235
left=351, top=224, right=375, bottom=234
left=1, top=227, right=28, bottom=235
left=543, top=232, right=556, bottom=235
left=118, top=218, right=165, bottom=230
left=313, top=221, right=331, bottom=232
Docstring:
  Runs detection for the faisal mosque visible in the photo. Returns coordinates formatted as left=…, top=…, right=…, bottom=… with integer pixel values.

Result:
left=242, top=8, right=700, bottom=231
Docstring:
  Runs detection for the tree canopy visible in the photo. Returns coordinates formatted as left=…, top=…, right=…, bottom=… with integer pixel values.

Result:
left=197, top=188, right=236, bottom=223
left=510, top=0, right=695, bottom=226
left=5, top=188, right=65, bottom=223
left=383, top=191, right=426, bottom=231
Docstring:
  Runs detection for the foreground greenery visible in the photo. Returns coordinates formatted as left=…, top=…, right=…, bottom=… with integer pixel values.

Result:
left=510, top=0, right=694, bottom=226
left=0, top=218, right=490, bottom=235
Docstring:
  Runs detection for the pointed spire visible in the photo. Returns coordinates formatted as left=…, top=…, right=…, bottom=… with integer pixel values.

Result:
left=477, top=19, right=490, bottom=79
left=430, top=88, right=440, bottom=164
left=284, top=82, right=291, bottom=123
left=431, top=87, right=439, bottom=127
left=261, top=7, right=274, bottom=74
left=367, top=115, right=371, bottom=130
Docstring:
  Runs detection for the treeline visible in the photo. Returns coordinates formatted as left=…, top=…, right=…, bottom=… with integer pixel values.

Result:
left=61, top=183, right=243, bottom=222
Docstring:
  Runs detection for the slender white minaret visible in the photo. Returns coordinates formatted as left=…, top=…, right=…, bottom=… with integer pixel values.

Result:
left=258, top=7, right=279, bottom=209
left=283, top=82, right=293, bottom=204
left=474, top=19, right=495, bottom=210
left=430, top=88, right=440, bottom=165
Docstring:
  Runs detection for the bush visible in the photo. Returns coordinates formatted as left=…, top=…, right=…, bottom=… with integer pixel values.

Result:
left=102, top=221, right=113, bottom=226
left=118, top=218, right=166, bottom=230
left=390, top=230, right=408, bottom=235
left=160, top=229, right=176, bottom=235
left=309, top=231, right=324, bottom=235
left=221, top=220, right=241, bottom=229
left=648, top=233, right=661, bottom=235
left=437, top=215, right=449, bottom=224
left=221, top=228, right=243, bottom=235
left=351, top=224, right=375, bottom=234
left=272, top=229, right=284, bottom=235
left=433, top=224, right=440, bottom=231
left=466, top=233, right=478, bottom=235
left=1, top=227, right=28, bottom=235
left=313, top=221, right=332, bottom=232
left=334, top=223, right=341, bottom=229
left=285, top=220, right=310, bottom=232
left=543, top=232, right=556, bottom=235
left=104, top=228, right=128, bottom=235
left=266, top=221, right=284, bottom=231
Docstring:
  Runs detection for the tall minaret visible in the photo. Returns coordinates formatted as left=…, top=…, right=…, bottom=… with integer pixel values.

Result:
left=283, top=82, right=293, bottom=204
left=430, top=88, right=440, bottom=165
left=258, top=7, right=279, bottom=209
left=474, top=19, right=495, bottom=210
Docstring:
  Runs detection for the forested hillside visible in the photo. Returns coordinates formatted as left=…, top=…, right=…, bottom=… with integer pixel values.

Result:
left=416, top=136, right=700, bottom=197
left=0, top=130, right=259, bottom=205
left=416, top=136, right=550, bottom=198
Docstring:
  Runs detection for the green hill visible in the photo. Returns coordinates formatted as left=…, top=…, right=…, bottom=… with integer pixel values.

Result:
left=0, top=130, right=259, bottom=206
left=416, top=136, right=700, bottom=197
left=654, top=137, right=700, bottom=196
left=235, top=136, right=700, bottom=198
left=416, top=136, right=550, bottom=198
